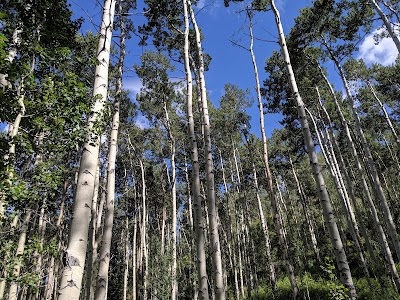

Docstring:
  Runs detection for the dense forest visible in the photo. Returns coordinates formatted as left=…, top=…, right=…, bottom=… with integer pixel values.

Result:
left=1, top=0, right=400, bottom=299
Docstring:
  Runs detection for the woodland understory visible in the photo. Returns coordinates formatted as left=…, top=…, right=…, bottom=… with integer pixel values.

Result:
left=1, top=0, right=400, bottom=299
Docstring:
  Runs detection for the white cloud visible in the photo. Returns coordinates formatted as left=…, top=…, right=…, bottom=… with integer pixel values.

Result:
left=195, top=0, right=222, bottom=17
left=197, top=0, right=206, bottom=9
left=123, top=78, right=142, bottom=96
left=135, top=114, right=150, bottom=129
left=276, top=0, right=287, bottom=12
left=358, top=28, right=398, bottom=66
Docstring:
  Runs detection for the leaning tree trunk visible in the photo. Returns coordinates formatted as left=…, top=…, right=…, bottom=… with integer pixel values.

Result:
left=325, top=45, right=400, bottom=262
left=306, top=107, right=371, bottom=280
left=187, top=1, right=225, bottom=298
left=367, top=81, right=400, bottom=147
left=270, top=1, right=356, bottom=297
left=316, top=68, right=400, bottom=291
left=369, top=0, right=400, bottom=53
left=289, top=159, right=320, bottom=262
left=182, top=1, right=209, bottom=298
left=58, top=1, right=116, bottom=299
left=326, top=42, right=400, bottom=260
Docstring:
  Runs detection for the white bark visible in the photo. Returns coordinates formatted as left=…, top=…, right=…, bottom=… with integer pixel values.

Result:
left=94, top=0, right=124, bottom=297
left=317, top=67, right=400, bottom=291
left=58, top=1, right=116, bottom=299
left=270, top=1, right=356, bottom=297
left=187, top=1, right=225, bottom=298
left=8, top=211, right=32, bottom=300
left=182, top=1, right=209, bottom=298
left=370, top=0, right=400, bottom=53
left=86, top=164, right=100, bottom=300
left=367, top=81, right=400, bottom=146
left=247, top=9, right=297, bottom=297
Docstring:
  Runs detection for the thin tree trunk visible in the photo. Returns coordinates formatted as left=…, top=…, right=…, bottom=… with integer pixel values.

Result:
left=132, top=209, right=137, bottom=300
left=58, top=1, right=116, bottom=298
left=8, top=210, right=32, bottom=300
left=123, top=213, right=129, bottom=300
left=163, top=102, right=178, bottom=300
left=247, top=9, right=297, bottom=297
left=369, top=0, right=400, bottom=52
left=184, top=156, right=198, bottom=300
left=45, top=179, right=68, bottom=300
left=270, top=2, right=356, bottom=297
left=316, top=71, right=400, bottom=290
left=307, top=107, right=371, bottom=280
left=325, top=42, right=400, bottom=262
left=94, top=1, right=124, bottom=298
left=289, top=159, right=320, bottom=261
left=32, top=198, right=47, bottom=300
left=187, top=2, right=225, bottom=298
left=367, top=81, right=400, bottom=146
left=86, top=165, right=100, bottom=300
left=182, top=1, right=209, bottom=298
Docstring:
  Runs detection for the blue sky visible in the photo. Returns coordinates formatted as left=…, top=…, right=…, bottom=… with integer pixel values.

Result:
left=0, top=1, right=397, bottom=134
left=68, top=0, right=312, bottom=137
left=66, top=0, right=398, bottom=138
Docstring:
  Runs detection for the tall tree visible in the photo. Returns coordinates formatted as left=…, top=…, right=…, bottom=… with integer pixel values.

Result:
left=58, top=1, right=116, bottom=298
left=269, top=0, right=356, bottom=297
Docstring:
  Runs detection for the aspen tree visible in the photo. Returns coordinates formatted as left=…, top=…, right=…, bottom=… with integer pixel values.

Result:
left=182, top=0, right=209, bottom=298
left=58, top=1, right=116, bottom=298
left=289, top=158, right=320, bottom=261
left=369, top=0, right=400, bottom=53
left=247, top=8, right=298, bottom=297
left=45, top=180, right=68, bottom=300
left=94, top=0, right=125, bottom=297
left=306, top=107, right=371, bottom=280
left=316, top=68, right=400, bottom=291
left=270, top=1, right=356, bottom=297
left=7, top=210, right=32, bottom=300
left=187, top=1, right=225, bottom=297
left=86, top=164, right=100, bottom=300
left=325, top=45, right=400, bottom=262
left=367, top=81, right=400, bottom=146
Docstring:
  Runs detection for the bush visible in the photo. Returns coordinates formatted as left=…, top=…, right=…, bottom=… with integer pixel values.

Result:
left=248, top=275, right=400, bottom=300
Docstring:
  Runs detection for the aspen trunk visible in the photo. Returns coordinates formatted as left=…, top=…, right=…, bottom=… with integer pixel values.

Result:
left=94, top=1, right=124, bottom=298
left=247, top=9, right=297, bottom=297
left=163, top=103, right=178, bottom=300
left=182, top=1, right=209, bottom=298
left=307, top=107, right=371, bottom=279
left=369, top=0, right=400, bottom=53
left=219, top=151, right=240, bottom=299
left=187, top=1, right=225, bottom=298
left=58, top=1, right=116, bottom=299
left=270, top=1, right=356, bottom=297
left=8, top=210, right=32, bottom=300
left=45, top=179, right=68, bottom=300
left=32, top=199, right=47, bottom=300
left=184, top=156, right=199, bottom=300
left=317, top=70, right=400, bottom=290
left=86, top=165, right=100, bottom=300
left=290, top=161, right=320, bottom=261
left=132, top=209, right=137, bottom=300
left=367, top=81, right=400, bottom=146
left=327, top=48, right=400, bottom=261
left=123, top=214, right=129, bottom=300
